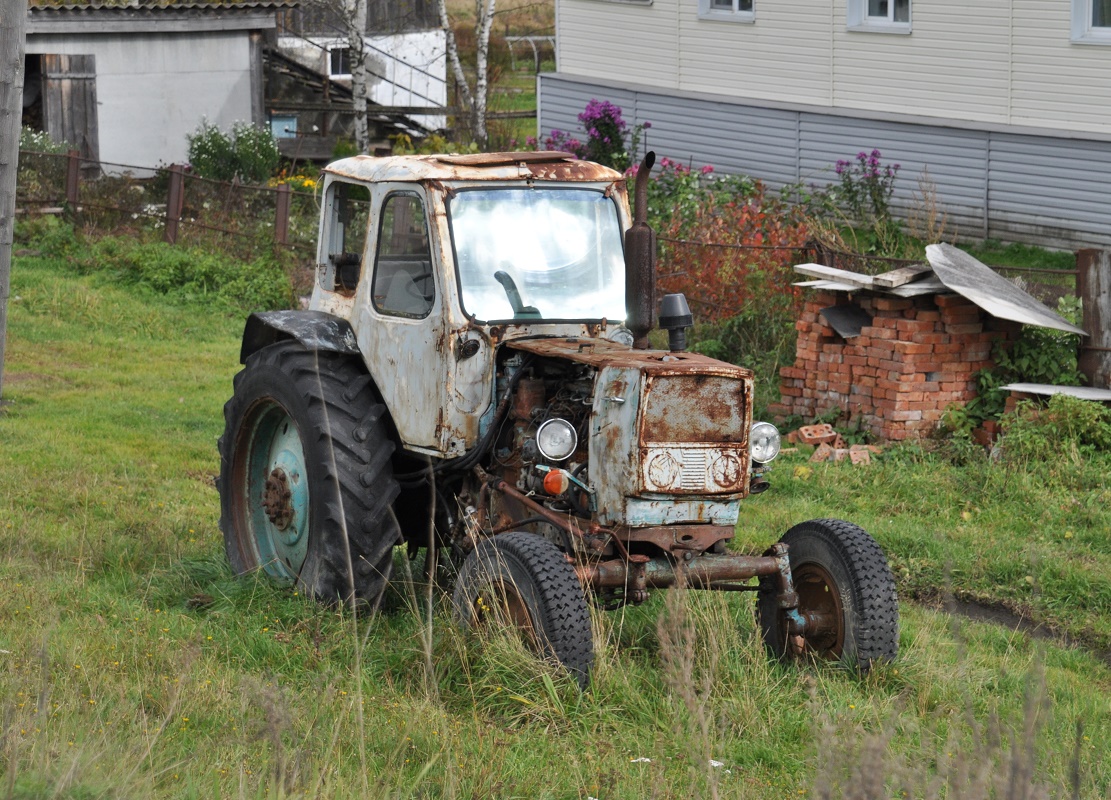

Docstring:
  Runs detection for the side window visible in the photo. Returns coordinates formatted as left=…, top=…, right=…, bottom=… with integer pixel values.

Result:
left=1072, top=0, right=1111, bottom=42
left=323, top=181, right=370, bottom=296
left=372, top=193, right=435, bottom=318
left=847, top=0, right=911, bottom=32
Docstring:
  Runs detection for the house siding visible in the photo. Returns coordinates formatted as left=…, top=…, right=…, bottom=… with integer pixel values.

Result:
left=538, top=73, right=1111, bottom=247
left=557, top=0, right=1111, bottom=136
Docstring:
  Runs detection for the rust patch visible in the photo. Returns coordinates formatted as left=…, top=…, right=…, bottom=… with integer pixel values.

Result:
left=508, top=338, right=752, bottom=377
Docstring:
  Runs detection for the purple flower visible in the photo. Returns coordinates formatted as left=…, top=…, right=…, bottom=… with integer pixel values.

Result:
left=643, top=121, right=652, bottom=129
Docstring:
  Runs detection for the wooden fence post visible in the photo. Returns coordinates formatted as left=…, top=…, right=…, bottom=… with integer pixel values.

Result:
left=274, top=183, right=291, bottom=245
left=164, top=164, right=184, bottom=245
left=65, top=149, right=80, bottom=206
left=1077, top=248, right=1111, bottom=389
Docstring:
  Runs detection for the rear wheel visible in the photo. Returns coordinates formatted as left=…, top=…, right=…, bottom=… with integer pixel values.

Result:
left=218, top=341, right=400, bottom=608
left=757, top=519, right=899, bottom=671
left=453, top=532, right=594, bottom=688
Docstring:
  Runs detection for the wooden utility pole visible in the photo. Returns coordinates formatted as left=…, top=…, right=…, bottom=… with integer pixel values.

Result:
left=1078, top=249, right=1111, bottom=389
left=1, top=0, right=29, bottom=401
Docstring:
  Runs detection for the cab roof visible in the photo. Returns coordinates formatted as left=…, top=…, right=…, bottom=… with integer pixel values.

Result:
left=322, top=152, right=626, bottom=185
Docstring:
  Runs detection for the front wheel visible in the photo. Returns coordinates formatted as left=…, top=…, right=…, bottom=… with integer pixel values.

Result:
left=757, top=519, right=899, bottom=671
left=218, top=342, right=400, bottom=608
left=452, top=532, right=594, bottom=689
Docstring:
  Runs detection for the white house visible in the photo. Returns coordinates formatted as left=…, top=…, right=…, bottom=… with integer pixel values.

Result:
left=540, top=0, right=1111, bottom=246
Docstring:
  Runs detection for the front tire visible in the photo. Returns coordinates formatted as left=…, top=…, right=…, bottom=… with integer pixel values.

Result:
left=453, top=532, right=594, bottom=689
left=218, top=341, right=400, bottom=608
left=757, top=519, right=899, bottom=671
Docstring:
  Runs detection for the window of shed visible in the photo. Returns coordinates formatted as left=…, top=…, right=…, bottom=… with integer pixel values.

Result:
left=698, top=0, right=754, bottom=23
left=847, top=0, right=911, bottom=33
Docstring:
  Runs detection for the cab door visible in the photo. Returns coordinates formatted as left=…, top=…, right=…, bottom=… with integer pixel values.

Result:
left=352, top=186, right=446, bottom=453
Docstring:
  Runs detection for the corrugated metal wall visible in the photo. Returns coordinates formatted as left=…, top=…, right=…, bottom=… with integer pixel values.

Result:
left=539, top=73, right=1111, bottom=248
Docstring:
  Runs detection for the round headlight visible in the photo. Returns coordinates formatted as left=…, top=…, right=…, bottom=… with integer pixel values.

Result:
left=750, top=421, right=782, bottom=464
left=536, top=418, right=578, bottom=461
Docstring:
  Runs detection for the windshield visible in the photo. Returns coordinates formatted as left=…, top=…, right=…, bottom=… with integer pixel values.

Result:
left=449, top=188, right=626, bottom=322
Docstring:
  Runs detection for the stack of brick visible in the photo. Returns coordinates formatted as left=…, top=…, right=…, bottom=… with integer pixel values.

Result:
left=768, top=291, right=1019, bottom=440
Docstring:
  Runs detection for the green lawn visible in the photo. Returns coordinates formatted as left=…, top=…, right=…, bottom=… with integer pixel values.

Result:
left=2, top=249, right=1110, bottom=798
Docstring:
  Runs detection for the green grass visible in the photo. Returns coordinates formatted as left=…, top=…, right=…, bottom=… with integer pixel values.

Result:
left=3, top=249, right=1111, bottom=797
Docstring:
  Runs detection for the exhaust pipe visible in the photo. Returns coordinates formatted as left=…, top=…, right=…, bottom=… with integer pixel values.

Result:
left=625, top=152, right=656, bottom=350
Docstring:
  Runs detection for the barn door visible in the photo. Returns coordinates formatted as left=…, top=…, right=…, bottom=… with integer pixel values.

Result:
left=41, top=54, right=100, bottom=168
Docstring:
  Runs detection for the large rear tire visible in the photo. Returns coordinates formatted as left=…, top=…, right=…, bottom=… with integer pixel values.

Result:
left=757, top=519, right=899, bottom=671
left=218, top=341, right=400, bottom=608
left=453, top=532, right=594, bottom=689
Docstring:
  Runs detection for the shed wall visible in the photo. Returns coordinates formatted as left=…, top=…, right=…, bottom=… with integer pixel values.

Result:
left=27, top=30, right=256, bottom=169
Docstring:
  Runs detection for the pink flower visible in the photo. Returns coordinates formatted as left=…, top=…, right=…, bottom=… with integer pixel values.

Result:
left=700, top=165, right=714, bottom=175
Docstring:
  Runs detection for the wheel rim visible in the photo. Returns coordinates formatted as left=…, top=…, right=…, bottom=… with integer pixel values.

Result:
left=790, top=562, right=845, bottom=659
left=236, top=399, right=311, bottom=583
left=474, top=581, right=538, bottom=644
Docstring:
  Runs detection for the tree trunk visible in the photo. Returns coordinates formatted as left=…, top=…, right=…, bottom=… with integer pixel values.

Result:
left=346, top=0, right=369, bottom=152
left=0, top=0, right=29, bottom=401
left=471, top=0, right=496, bottom=148
left=436, top=0, right=495, bottom=148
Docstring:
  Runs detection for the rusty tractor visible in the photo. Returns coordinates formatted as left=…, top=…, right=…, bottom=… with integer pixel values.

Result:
left=218, top=151, right=899, bottom=687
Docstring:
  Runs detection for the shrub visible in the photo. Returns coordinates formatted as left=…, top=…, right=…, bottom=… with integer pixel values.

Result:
left=186, top=121, right=280, bottom=184
left=1002, top=394, right=1111, bottom=465
left=539, top=98, right=648, bottom=171
left=80, top=237, right=294, bottom=311
left=19, top=126, right=69, bottom=154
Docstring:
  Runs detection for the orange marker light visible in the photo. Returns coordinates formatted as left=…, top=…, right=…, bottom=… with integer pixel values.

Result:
left=542, top=469, right=570, bottom=496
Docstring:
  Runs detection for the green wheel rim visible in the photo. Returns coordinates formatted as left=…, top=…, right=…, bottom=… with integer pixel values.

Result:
left=243, top=400, right=310, bottom=582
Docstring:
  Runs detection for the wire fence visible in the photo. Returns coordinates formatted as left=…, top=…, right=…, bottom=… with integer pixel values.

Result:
left=16, top=148, right=1077, bottom=313
left=16, top=149, right=321, bottom=261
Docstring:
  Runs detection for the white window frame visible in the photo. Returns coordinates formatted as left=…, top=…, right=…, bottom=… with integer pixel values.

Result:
left=847, top=0, right=911, bottom=34
left=698, top=0, right=754, bottom=24
left=328, top=45, right=352, bottom=79
left=1072, top=0, right=1111, bottom=43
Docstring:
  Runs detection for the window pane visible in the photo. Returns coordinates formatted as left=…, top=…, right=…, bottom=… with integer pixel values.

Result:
left=329, top=48, right=351, bottom=76
left=893, top=0, right=909, bottom=22
left=450, top=189, right=625, bottom=322
left=374, top=194, right=434, bottom=318
left=738, top=0, right=753, bottom=9
left=710, top=0, right=732, bottom=9
left=868, top=0, right=888, bottom=18
left=1095, top=0, right=1111, bottom=27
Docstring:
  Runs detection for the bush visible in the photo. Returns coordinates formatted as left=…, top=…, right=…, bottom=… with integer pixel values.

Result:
left=186, top=121, right=280, bottom=184
left=1002, top=394, right=1111, bottom=465
left=80, top=238, right=294, bottom=311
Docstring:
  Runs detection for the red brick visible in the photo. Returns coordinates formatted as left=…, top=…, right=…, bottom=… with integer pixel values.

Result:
left=940, top=309, right=982, bottom=323
left=911, top=332, right=950, bottom=345
left=781, top=386, right=803, bottom=397
left=871, top=317, right=899, bottom=329
left=781, top=366, right=805, bottom=380
left=935, top=294, right=974, bottom=308
left=845, top=355, right=868, bottom=367
left=893, top=341, right=934, bottom=356
left=874, top=297, right=913, bottom=311
left=945, top=323, right=984, bottom=335
left=915, top=310, right=942, bottom=322
left=891, top=409, right=924, bottom=421
left=896, top=318, right=937, bottom=333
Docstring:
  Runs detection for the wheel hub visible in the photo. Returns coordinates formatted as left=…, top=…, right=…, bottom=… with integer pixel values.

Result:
left=262, top=467, right=294, bottom=530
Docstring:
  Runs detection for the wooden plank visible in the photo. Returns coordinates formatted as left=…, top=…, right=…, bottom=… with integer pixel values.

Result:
left=1077, top=249, right=1111, bottom=389
left=792, top=279, right=860, bottom=292
left=793, top=262, right=874, bottom=289
left=872, top=263, right=933, bottom=288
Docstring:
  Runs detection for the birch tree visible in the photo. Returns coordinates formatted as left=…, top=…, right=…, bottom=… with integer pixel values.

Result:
left=0, top=0, right=29, bottom=399
left=342, top=0, right=370, bottom=152
left=436, top=0, right=496, bottom=149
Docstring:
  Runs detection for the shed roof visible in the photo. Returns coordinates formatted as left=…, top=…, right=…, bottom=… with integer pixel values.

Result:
left=29, top=0, right=294, bottom=11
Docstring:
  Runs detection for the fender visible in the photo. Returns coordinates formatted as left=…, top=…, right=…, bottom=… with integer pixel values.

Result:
left=240, top=310, right=361, bottom=364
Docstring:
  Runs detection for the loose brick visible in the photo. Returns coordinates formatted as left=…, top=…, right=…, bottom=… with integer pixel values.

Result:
left=916, top=310, right=942, bottom=322
left=945, top=323, right=984, bottom=335
left=911, top=332, right=950, bottom=345
left=896, top=318, right=937, bottom=333
left=935, top=294, right=974, bottom=308
left=893, top=341, right=934, bottom=356
left=874, top=297, right=913, bottom=311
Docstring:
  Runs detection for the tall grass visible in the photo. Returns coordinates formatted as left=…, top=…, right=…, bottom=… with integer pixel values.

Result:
left=2, top=247, right=1110, bottom=797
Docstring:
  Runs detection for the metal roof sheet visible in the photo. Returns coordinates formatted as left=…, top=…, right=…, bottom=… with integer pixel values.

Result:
left=29, top=0, right=294, bottom=11
left=323, top=153, right=624, bottom=185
